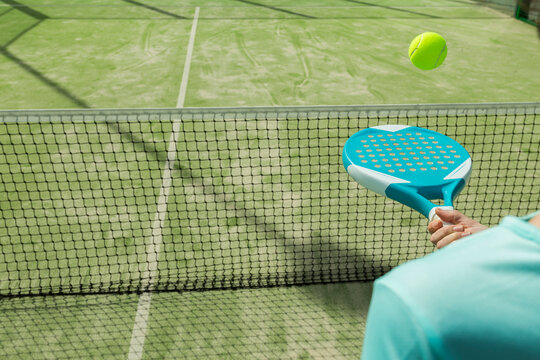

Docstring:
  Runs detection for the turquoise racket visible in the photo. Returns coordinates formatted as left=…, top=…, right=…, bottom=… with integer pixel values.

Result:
left=342, top=125, right=472, bottom=224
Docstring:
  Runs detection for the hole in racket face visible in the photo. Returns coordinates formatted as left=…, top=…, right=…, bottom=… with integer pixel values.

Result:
left=348, top=127, right=470, bottom=183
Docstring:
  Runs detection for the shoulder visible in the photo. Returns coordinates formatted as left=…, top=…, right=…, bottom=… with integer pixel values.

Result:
left=383, top=217, right=540, bottom=293
left=379, top=226, right=498, bottom=293
left=372, top=221, right=540, bottom=359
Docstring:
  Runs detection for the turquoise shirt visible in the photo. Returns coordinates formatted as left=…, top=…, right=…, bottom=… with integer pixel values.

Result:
left=362, top=211, right=540, bottom=360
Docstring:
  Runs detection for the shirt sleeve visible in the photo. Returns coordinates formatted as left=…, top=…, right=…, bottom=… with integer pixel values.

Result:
left=361, top=280, right=433, bottom=360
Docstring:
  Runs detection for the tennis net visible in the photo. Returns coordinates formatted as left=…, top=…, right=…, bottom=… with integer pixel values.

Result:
left=1, top=103, right=538, bottom=296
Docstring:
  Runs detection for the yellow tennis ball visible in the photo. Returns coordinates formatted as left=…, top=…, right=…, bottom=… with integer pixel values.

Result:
left=408, top=32, right=447, bottom=70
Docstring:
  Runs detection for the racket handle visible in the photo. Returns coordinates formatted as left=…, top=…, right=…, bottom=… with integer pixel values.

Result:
left=429, top=206, right=454, bottom=227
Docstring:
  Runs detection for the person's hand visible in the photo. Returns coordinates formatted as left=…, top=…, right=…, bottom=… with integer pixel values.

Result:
left=428, top=208, right=488, bottom=249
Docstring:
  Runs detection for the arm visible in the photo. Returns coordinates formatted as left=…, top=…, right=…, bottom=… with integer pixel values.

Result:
left=427, top=208, right=488, bottom=249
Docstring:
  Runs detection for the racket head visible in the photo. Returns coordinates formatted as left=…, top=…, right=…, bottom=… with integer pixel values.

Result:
left=342, top=125, right=472, bottom=219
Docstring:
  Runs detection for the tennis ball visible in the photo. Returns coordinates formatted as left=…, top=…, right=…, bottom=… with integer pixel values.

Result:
left=408, top=32, right=447, bottom=70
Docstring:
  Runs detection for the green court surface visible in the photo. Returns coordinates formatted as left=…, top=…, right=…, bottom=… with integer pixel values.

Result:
left=0, top=0, right=539, bottom=359
left=0, top=0, right=539, bottom=109
left=0, top=283, right=372, bottom=359
left=1, top=104, right=538, bottom=359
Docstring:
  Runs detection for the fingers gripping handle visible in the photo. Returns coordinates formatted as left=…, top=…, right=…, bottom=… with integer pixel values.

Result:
left=429, top=206, right=454, bottom=227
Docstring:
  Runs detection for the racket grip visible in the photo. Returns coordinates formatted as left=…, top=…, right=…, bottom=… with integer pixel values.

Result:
left=429, top=206, right=454, bottom=227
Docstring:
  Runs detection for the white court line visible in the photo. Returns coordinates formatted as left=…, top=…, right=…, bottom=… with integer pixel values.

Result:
left=177, top=7, right=199, bottom=108
left=127, top=7, right=200, bottom=360
left=127, top=292, right=152, bottom=359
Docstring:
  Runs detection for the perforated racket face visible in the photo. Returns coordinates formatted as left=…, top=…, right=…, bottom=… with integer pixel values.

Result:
left=343, top=125, right=471, bottom=187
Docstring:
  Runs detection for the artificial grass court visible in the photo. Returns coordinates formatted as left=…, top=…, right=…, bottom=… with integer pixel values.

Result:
left=0, top=283, right=372, bottom=359
left=0, top=0, right=539, bottom=359
left=1, top=0, right=539, bottom=109
left=0, top=108, right=537, bottom=359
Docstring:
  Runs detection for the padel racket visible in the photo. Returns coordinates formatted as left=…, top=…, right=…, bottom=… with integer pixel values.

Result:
left=342, top=125, right=471, bottom=223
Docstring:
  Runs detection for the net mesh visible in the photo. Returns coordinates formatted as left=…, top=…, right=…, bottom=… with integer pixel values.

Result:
left=1, top=103, right=539, bottom=297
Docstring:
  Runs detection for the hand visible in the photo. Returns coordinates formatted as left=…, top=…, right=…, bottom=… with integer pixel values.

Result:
left=428, top=208, right=488, bottom=249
